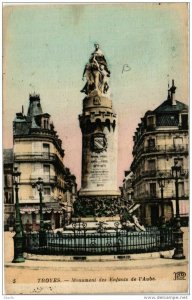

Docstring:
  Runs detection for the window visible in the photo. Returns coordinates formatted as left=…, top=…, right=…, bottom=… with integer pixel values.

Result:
left=43, top=165, right=50, bottom=181
left=4, top=175, right=8, bottom=187
left=148, top=159, right=156, bottom=170
left=4, top=174, right=12, bottom=187
left=43, top=119, right=49, bottom=129
left=32, top=213, right=36, bottom=226
left=173, top=137, right=183, bottom=150
left=32, top=141, right=41, bottom=153
left=43, top=143, right=50, bottom=157
left=181, top=114, right=188, bottom=129
left=43, top=165, right=50, bottom=174
left=174, top=157, right=183, bottom=167
left=4, top=192, right=13, bottom=204
left=32, top=163, right=41, bottom=172
left=44, top=187, right=51, bottom=195
left=147, top=138, right=155, bottom=149
left=178, top=182, right=184, bottom=197
left=147, top=115, right=155, bottom=128
left=149, top=183, right=156, bottom=197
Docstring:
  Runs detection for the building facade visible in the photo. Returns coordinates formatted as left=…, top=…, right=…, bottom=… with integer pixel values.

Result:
left=3, top=149, right=15, bottom=230
left=12, top=93, right=77, bottom=231
left=129, top=81, right=189, bottom=226
left=122, top=171, right=134, bottom=206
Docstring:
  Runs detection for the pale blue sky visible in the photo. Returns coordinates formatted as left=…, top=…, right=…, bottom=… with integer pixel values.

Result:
left=3, top=3, right=188, bottom=187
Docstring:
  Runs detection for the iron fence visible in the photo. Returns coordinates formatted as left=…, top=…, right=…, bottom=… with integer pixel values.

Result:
left=24, top=225, right=174, bottom=256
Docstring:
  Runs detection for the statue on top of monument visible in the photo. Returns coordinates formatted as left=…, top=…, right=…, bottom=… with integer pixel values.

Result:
left=81, top=44, right=110, bottom=96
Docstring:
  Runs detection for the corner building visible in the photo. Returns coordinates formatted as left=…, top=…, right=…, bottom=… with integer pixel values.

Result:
left=130, top=81, right=189, bottom=226
left=3, top=149, right=14, bottom=230
left=13, top=94, right=77, bottom=230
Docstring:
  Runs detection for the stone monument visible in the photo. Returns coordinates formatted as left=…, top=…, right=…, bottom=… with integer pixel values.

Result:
left=74, top=44, right=121, bottom=220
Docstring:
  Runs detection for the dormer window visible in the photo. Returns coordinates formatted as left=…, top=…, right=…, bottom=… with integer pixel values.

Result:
left=147, top=115, right=156, bottom=128
left=42, top=118, right=49, bottom=129
left=181, top=114, right=188, bottom=130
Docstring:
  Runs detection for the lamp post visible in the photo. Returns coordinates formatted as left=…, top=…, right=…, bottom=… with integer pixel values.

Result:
left=36, top=177, right=45, bottom=247
left=62, top=204, right=69, bottom=230
left=12, top=166, right=25, bottom=263
left=171, top=159, right=185, bottom=259
left=158, top=174, right=166, bottom=227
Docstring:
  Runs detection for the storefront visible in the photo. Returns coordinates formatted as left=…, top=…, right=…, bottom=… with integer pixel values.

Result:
left=20, top=202, right=64, bottom=231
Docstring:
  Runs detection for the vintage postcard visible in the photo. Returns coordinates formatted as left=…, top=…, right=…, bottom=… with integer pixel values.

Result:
left=3, top=2, right=189, bottom=296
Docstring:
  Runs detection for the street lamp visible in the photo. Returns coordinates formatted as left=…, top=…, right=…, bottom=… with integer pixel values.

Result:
left=158, top=174, right=166, bottom=226
left=36, top=177, right=45, bottom=247
left=12, top=166, right=25, bottom=263
left=62, top=203, right=69, bottom=230
left=171, top=159, right=185, bottom=259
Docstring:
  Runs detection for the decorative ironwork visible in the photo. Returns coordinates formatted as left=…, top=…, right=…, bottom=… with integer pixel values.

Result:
left=134, top=144, right=188, bottom=157
left=24, top=226, right=174, bottom=256
left=12, top=166, right=25, bottom=263
left=171, top=159, right=185, bottom=259
left=133, top=169, right=188, bottom=184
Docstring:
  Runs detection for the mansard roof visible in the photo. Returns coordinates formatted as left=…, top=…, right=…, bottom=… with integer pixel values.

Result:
left=13, top=94, right=64, bottom=157
left=153, top=99, right=188, bottom=114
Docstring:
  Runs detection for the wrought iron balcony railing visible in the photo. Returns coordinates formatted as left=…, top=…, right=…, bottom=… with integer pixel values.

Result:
left=30, top=175, right=57, bottom=184
left=133, top=144, right=188, bottom=158
left=14, top=152, right=57, bottom=161
left=135, top=191, right=189, bottom=201
left=133, top=169, right=189, bottom=184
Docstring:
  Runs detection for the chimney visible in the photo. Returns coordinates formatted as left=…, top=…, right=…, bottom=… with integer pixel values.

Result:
left=169, top=79, right=177, bottom=105
left=167, top=86, right=171, bottom=102
left=27, top=93, right=43, bottom=116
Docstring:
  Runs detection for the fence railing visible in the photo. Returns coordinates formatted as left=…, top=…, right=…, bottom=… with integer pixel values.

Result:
left=24, top=226, right=174, bottom=256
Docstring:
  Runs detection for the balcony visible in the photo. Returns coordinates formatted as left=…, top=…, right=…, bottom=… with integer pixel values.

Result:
left=14, top=152, right=57, bottom=162
left=134, top=169, right=189, bottom=184
left=30, top=175, right=57, bottom=185
left=135, top=191, right=189, bottom=201
left=132, top=144, right=188, bottom=167
left=143, top=144, right=188, bottom=154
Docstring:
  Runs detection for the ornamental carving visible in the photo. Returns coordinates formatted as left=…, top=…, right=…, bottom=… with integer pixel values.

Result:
left=90, top=132, right=107, bottom=153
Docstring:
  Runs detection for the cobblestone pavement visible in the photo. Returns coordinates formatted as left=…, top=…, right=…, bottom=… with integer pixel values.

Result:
left=3, top=228, right=189, bottom=295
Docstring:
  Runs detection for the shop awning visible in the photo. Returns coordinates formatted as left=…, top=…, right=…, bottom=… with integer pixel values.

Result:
left=20, top=202, right=64, bottom=214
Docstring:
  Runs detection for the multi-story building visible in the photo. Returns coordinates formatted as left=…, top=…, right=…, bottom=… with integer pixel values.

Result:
left=12, top=93, right=77, bottom=230
left=3, top=149, right=15, bottom=230
left=130, top=80, right=189, bottom=226
left=122, top=170, right=134, bottom=206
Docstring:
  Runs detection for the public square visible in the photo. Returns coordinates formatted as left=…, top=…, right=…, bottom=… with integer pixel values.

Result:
left=3, top=4, right=189, bottom=297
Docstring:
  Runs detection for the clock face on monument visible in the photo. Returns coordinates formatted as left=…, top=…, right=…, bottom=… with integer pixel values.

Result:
left=90, top=132, right=107, bottom=153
